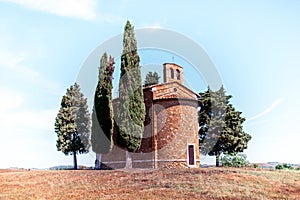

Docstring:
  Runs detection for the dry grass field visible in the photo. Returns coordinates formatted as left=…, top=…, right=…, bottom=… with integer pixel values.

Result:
left=0, top=167, right=300, bottom=199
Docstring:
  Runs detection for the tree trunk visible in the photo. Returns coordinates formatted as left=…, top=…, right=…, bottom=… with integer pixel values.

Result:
left=216, top=152, right=220, bottom=167
left=125, top=150, right=133, bottom=169
left=95, top=153, right=102, bottom=170
left=73, top=151, right=78, bottom=170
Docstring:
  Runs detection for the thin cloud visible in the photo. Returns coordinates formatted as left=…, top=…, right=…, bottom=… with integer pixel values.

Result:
left=0, top=49, right=59, bottom=91
left=0, top=107, right=57, bottom=133
left=0, top=0, right=98, bottom=20
left=95, top=13, right=125, bottom=25
left=147, top=22, right=163, bottom=29
left=247, top=97, right=285, bottom=122
left=0, top=33, right=62, bottom=96
left=139, top=19, right=168, bottom=29
left=0, top=88, right=24, bottom=112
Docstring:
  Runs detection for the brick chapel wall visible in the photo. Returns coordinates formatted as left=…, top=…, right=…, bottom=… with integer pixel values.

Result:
left=152, top=82, right=197, bottom=100
left=153, top=99, right=200, bottom=168
left=101, top=77, right=200, bottom=169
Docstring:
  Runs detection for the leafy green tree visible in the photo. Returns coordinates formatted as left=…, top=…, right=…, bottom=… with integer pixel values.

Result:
left=116, top=21, right=146, bottom=168
left=144, top=71, right=160, bottom=87
left=198, top=86, right=251, bottom=167
left=91, top=53, right=115, bottom=169
left=221, top=153, right=249, bottom=167
left=54, top=83, right=91, bottom=169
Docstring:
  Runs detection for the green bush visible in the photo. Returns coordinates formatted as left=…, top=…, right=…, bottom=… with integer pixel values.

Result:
left=253, top=164, right=259, bottom=168
left=275, top=163, right=293, bottom=170
left=221, top=153, right=249, bottom=167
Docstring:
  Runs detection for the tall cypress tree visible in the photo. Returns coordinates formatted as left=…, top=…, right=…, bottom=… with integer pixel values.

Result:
left=198, top=86, right=251, bottom=166
left=116, top=20, right=146, bottom=168
left=54, top=83, right=91, bottom=169
left=91, top=53, right=115, bottom=169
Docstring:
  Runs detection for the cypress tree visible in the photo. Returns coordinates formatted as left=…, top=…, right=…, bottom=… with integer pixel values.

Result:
left=91, top=53, right=115, bottom=169
left=198, top=86, right=251, bottom=166
left=116, top=21, right=146, bottom=168
left=54, top=83, right=91, bottom=169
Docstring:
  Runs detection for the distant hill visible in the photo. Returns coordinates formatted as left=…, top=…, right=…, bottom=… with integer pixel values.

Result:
left=255, top=162, right=300, bottom=169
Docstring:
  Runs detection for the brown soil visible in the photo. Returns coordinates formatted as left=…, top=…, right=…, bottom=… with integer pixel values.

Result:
left=0, top=167, right=299, bottom=199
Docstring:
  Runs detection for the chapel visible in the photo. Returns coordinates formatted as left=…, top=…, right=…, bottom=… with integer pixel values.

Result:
left=101, top=63, right=200, bottom=168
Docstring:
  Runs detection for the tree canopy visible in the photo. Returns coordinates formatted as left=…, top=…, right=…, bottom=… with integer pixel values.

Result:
left=198, top=86, right=251, bottom=166
left=144, top=71, right=160, bottom=87
left=54, top=83, right=91, bottom=169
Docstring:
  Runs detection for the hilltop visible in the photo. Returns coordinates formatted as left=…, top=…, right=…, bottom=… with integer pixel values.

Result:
left=1, top=167, right=300, bottom=199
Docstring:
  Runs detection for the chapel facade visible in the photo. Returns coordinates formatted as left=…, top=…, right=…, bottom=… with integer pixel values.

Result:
left=101, top=63, right=200, bottom=168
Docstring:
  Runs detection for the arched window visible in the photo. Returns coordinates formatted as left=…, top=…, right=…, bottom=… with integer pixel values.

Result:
left=170, top=68, right=174, bottom=79
left=176, top=69, right=180, bottom=80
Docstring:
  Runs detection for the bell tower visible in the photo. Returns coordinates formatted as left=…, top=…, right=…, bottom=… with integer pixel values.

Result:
left=163, top=63, right=184, bottom=85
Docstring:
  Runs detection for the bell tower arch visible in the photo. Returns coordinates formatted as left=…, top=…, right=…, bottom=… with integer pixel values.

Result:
left=163, top=63, right=184, bottom=84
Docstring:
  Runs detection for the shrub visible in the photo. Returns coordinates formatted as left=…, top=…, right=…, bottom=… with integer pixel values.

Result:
left=275, top=163, right=293, bottom=170
left=221, top=153, right=249, bottom=167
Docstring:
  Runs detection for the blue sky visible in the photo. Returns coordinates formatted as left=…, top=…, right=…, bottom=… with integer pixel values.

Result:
left=0, top=0, right=300, bottom=168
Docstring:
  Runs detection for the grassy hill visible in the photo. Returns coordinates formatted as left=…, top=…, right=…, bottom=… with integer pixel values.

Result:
left=0, top=167, right=300, bottom=199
